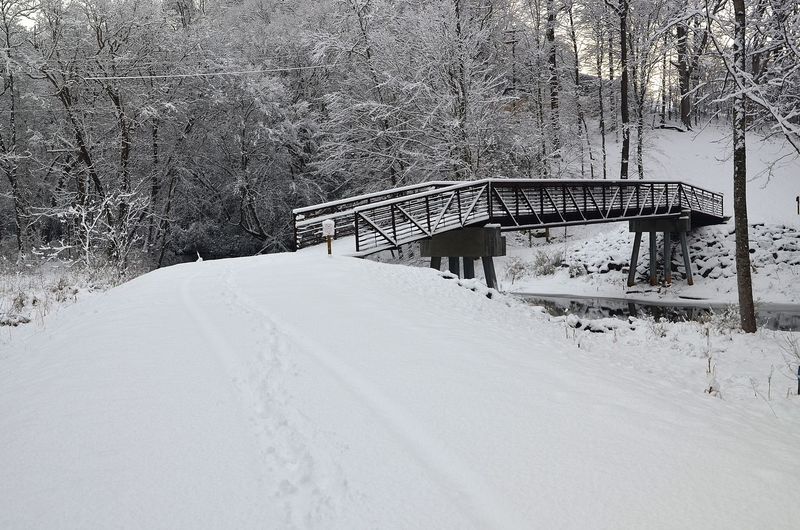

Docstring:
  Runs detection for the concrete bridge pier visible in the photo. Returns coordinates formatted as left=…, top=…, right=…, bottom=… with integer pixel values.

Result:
left=463, top=257, right=475, bottom=279
left=628, top=210, right=694, bottom=288
left=448, top=257, right=460, bottom=276
left=421, top=226, right=506, bottom=290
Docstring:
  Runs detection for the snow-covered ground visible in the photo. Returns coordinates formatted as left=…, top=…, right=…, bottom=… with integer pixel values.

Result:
left=499, top=221, right=800, bottom=306
left=2, top=126, right=799, bottom=528
left=1, top=252, right=799, bottom=529
left=487, top=125, right=800, bottom=305
left=607, top=123, right=798, bottom=223
left=0, top=262, right=124, bottom=344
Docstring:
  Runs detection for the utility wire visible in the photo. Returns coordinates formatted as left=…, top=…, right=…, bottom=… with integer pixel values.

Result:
left=82, top=63, right=335, bottom=81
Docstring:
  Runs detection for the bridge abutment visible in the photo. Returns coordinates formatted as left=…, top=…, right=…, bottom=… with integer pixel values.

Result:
left=421, top=226, right=506, bottom=290
left=628, top=210, right=694, bottom=287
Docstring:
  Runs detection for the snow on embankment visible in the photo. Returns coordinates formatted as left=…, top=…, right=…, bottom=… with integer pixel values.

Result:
left=507, top=223, right=800, bottom=304
left=501, top=126, right=800, bottom=302
left=1, top=253, right=799, bottom=529
left=607, top=125, right=798, bottom=223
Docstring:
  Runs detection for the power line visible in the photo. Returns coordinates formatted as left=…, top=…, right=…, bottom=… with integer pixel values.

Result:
left=82, top=63, right=335, bottom=81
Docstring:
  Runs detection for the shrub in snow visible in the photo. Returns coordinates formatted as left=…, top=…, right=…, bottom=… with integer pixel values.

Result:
left=646, top=317, right=669, bottom=339
left=779, top=335, right=800, bottom=396
left=567, top=262, right=586, bottom=278
left=531, top=250, right=563, bottom=276
left=710, top=305, right=743, bottom=332
left=0, top=261, right=128, bottom=328
left=504, top=257, right=529, bottom=285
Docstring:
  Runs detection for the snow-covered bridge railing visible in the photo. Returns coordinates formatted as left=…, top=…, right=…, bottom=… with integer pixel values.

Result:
left=292, top=181, right=453, bottom=250
left=294, top=179, right=724, bottom=256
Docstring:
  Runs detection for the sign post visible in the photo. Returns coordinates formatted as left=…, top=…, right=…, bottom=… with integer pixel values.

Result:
left=322, top=219, right=335, bottom=255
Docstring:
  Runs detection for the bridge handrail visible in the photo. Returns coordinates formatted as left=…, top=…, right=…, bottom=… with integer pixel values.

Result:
left=292, top=181, right=453, bottom=217
left=351, top=179, right=722, bottom=211
left=294, top=178, right=724, bottom=253
left=350, top=179, right=492, bottom=214
left=350, top=179, right=723, bottom=225
left=293, top=180, right=454, bottom=249
left=353, top=180, right=492, bottom=255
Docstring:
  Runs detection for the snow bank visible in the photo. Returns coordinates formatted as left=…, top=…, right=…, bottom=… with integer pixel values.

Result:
left=505, top=222, right=800, bottom=305
left=1, top=253, right=799, bottom=529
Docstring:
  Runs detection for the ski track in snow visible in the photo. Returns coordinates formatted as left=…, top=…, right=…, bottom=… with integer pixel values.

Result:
left=179, top=265, right=344, bottom=528
left=226, top=261, right=528, bottom=530
left=3, top=252, right=800, bottom=529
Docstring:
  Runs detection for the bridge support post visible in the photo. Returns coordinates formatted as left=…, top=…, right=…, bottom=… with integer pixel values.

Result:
left=463, top=257, right=475, bottom=279
left=629, top=213, right=694, bottom=287
left=430, top=257, right=441, bottom=271
left=419, top=226, right=505, bottom=289
left=664, top=231, right=672, bottom=285
left=627, top=232, right=642, bottom=287
left=448, top=257, right=460, bottom=276
left=649, top=232, right=658, bottom=286
left=679, top=231, right=694, bottom=285
left=482, top=258, right=498, bottom=290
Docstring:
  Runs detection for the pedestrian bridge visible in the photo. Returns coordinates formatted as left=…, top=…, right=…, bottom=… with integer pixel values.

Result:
left=293, top=179, right=725, bottom=256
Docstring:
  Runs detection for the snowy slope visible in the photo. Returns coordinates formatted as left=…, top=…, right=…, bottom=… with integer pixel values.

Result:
left=492, top=126, right=800, bottom=303
left=2, top=253, right=799, bottom=529
left=605, top=125, right=799, bottom=223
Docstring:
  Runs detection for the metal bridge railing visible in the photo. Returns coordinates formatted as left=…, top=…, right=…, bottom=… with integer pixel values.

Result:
left=292, top=181, right=452, bottom=250
left=293, top=179, right=724, bottom=255
left=353, top=180, right=492, bottom=255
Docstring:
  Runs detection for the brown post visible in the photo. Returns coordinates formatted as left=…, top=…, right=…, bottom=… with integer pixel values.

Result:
left=663, top=231, right=672, bottom=285
left=627, top=231, right=642, bottom=287
left=463, top=257, right=475, bottom=279
left=649, top=232, right=658, bottom=286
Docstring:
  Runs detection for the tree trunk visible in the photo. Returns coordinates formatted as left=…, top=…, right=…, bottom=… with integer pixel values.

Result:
left=619, top=0, right=630, bottom=179
left=146, top=118, right=160, bottom=250
left=568, top=3, right=588, bottom=176
left=676, top=22, right=692, bottom=130
left=732, top=0, right=756, bottom=333
left=546, top=0, right=561, bottom=159
left=0, top=37, right=28, bottom=255
left=660, top=33, right=667, bottom=126
left=530, top=0, right=549, bottom=177
left=596, top=24, right=608, bottom=179
left=608, top=20, right=618, bottom=142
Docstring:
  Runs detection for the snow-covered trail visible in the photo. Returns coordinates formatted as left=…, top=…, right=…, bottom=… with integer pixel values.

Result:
left=0, top=263, right=296, bottom=528
left=2, top=253, right=800, bottom=529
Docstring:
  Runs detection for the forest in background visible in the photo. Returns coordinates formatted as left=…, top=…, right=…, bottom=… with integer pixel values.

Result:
left=0, top=0, right=798, bottom=269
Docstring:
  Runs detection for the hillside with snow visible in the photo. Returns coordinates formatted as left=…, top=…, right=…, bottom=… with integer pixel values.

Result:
left=2, top=251, right=799, bottom=529
left=3, top=0, right=800, bottom=525
left=494, top=126, right=800, bottom=303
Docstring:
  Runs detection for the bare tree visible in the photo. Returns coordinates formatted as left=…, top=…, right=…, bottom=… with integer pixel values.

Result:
left=605, top=0, right=630, bottom=179
left=730, top=0, right=756, bottom=332
left=0, top=0, right=36, bottom=253
left=545, top=0, right=561, bottom=160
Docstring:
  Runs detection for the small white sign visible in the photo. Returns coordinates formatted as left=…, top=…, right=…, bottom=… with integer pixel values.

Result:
left=322, top=219, right=336, bottom=237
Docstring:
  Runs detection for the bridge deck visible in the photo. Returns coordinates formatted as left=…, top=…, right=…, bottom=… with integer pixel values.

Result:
left=293, top=179, right=725, bottom=256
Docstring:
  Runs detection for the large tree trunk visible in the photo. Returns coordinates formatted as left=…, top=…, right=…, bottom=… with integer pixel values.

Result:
left=607, top=19, right=617, bottom=142
left=633, top=69, right=645, bottom=180
left=568, top=3, right=589, bottom=177
left=0, top=37, right=28, bottom=255
left=676, top=22, right=692, bottom=130
left=531, top=0, right=549, bottom=177
left=596, top=24, right=608, bottom=180
left=546, top=0, right=561, bottom=159
left=660, top=33, right=667, bottom=127
left=618, top=0, right=630, bottom=179
left=732, top=0, right=756, bottom=333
